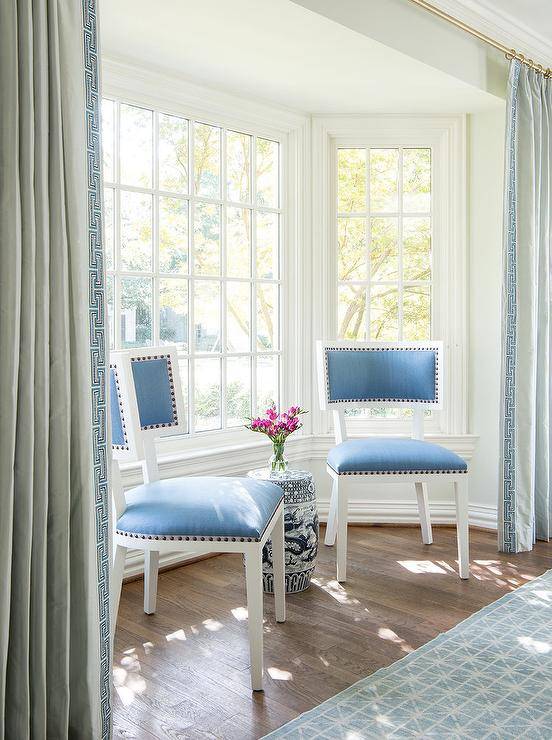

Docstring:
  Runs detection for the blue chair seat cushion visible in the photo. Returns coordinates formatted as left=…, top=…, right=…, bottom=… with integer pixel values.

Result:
left=116, top=477, right=284, bottom=542
left=327, top=438, right=467, bottom=475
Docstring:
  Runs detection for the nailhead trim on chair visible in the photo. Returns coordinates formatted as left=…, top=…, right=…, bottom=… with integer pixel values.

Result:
left=130, top=353, right=179, bottom=430
left=329, top=468, right=468, bottom=476
left=110, top=364, right=130, bottom=451
left=324, top=346, right=440, bottom=405
left=115, top=530, right=260, bottom=542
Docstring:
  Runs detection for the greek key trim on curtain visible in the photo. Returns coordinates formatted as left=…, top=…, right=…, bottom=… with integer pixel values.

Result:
left=500, top=59, right=552, bottom=553
left=83, top=0, right=111, bottom=736
left=500, top=61, right=521, bottom=553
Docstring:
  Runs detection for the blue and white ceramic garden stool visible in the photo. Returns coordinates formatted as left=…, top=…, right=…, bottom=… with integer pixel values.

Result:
left=248, top=469, right=319, bottom=593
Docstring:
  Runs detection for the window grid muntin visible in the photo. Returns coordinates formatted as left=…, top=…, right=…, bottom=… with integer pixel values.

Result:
left=337, top=146, right=432, bottom=342
left=104, top=98, right=282, bottom=436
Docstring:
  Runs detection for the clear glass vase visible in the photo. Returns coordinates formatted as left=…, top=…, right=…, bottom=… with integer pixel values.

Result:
left=269, top=441, right=288, bottom=475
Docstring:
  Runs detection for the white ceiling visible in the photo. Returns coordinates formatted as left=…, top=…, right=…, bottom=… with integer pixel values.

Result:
left=100, top=0, right=503, bottom=115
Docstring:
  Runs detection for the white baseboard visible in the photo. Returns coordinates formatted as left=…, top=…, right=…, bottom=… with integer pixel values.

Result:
left=123, top=548, right=205, bottom=579
left=123, top=501, right=496, bottom=578
left=316, top=500, right=497, bottom=530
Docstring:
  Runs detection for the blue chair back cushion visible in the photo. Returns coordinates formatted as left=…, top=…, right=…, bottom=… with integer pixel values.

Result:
left=116, top=477, right=284, bottom=541
left=327, top=438, right=467, bottom=475
left=325, top=347, right=438, bottom=404
left=131, top=355, right=178, bottom=430
left=110, top=366, right=128, bottom=450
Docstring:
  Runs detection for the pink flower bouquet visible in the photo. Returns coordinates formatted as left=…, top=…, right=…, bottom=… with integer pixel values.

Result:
left=246, top=404, right=308, bottom=473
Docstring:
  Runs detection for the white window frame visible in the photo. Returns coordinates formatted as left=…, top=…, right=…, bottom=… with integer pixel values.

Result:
left=102, top=58, right=310, bottom=454
left=311, top=115, right=467, bottom=439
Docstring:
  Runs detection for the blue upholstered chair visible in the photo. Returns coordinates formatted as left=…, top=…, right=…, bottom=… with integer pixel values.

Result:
left=316, top=340, right=469, bottom=583
left=109, top=346, right=286, bottom=691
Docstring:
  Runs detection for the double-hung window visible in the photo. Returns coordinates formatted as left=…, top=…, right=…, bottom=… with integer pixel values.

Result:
left=102, top=99, right=282, bottom=436
left=337, top=146, right=432, bottom=344
left=317, top=116, right=466, bottom=434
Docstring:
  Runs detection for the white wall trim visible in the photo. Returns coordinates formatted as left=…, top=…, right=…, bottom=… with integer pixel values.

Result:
left=123, top=499, right=495, bottom=578
left=102, top=56, right=308, bottom=134
left=428, top=0, right=552, bottom=64
left=119, top=431, right=486, bottom=579
left=317, top=499, right=497, bottom=529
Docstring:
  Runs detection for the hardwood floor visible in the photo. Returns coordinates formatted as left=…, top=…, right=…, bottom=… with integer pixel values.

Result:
left=113, top=526, right=552, bottom=739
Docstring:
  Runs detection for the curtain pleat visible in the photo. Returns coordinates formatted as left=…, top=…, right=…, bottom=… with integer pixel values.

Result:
left=500, top=60, right=552, bottom=553
left=0, top=0, right=109, bottom=737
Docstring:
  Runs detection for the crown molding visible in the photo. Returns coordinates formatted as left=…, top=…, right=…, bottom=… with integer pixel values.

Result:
left=426, top=0, right=552, bottom=64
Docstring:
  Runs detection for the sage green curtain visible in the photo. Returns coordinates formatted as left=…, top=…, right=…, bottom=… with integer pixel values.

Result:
left=500, top=60, right=552, bottom=553
left=0, top=0, right=110, bottom=737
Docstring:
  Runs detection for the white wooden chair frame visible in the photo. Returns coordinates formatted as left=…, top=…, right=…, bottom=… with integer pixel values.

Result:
left=109, top=347, right=285, bottom=691
left=316, top=339, right=469, bottom=583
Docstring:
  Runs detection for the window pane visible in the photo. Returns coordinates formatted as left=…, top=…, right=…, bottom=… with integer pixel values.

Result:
left=370, top=149, right=398, bottom=213
left=226, top=356, right=251, bottom=427
left=257, top=355, right=278, bottom=412
left=338, top=217, right=366, bottom=281
left=257, top=283, right=278, bottom=350
left=194, top=280, right=221, bottom=352
left=256, top=211, right=278, bottom=279
left=101, top=99, right=114, bottom=182
left=338, top=285, right=366, bottom=340
left=256, top=138, right=278, bottom=208
left=403, top=217, right=431, bottom=281
left=403, top=285, right=431, bottom=340
left=403, top=148, right=431, bottom=213
left=194, top=358, right=221, bottom=431
left=370, top=285, right=399, bottom=341
left=226, top=281, right=250, bottom=352
left=106, top=275, right=114, bottom=350
left=227, top=207, right=251, bottom=278
left=104, top=187, right=114, bottom=270
left=371, top=217, right=398, bottom=281
left=194, top=202, right=221, bottom=275
left=120, top=277, right=152, bottom=347
left=120, top=104, right=152, bottom=188
left=159, top=196, right=188, bottom=274
left=178, top=357, right=189, bottom=434
left=337, top=148, right=366, bottom=213
left=158, top=113, right=188, bottom=194
left=227, top=131, right=251, bottom=203
left=120, top=191, right=152, bottom=271
left=194, top=122, right=220, bottom=198
left=160, top=278, right=188, bottom=350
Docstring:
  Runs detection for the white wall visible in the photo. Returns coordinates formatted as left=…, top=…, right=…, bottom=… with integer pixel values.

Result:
left=467, top=107, right=505, bottom=514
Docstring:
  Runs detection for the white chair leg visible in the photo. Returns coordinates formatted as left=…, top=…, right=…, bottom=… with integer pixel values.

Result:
left=454, top=478, right=470, bottom=579
left=336, top=477, right=348, bottom=583
left=415, top=482, right=433, bottom=545
left=245, top=549, right=264, bottom=691
left=325, top=478, right=338, bottom=546
left=144, top=550, right=160, bottom=615
left=111, top=543, right=127, bottom=626
left=271, top=509, right=286, bottom=623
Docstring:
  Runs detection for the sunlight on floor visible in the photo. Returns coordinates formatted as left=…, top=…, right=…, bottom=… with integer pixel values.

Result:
left=166, top=628, right=186, bottom=642
left=311, top=577, right=360, bottom=605
left=231, top=606, right=248, bottom=621
left=203, top=618, right=224, bottom=631
left=378, top=627, right=414, bottom=654
left=113, top=650, right=146, bottom=707
left=268, top=667, right=293, bottom=681
left=398, top=560, right=447, bottom=574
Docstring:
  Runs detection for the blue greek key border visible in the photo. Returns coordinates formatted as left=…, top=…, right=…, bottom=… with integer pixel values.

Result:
left=500, top=60, right=521, bottom=553
left=82, top=0, right=111, bottom=735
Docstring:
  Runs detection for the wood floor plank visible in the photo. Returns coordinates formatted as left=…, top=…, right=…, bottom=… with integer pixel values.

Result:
left=114, top=526, right=552, bottom=739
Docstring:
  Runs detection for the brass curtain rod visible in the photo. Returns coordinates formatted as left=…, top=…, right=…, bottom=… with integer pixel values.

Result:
left=407, top=0, right=552, bottom=77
